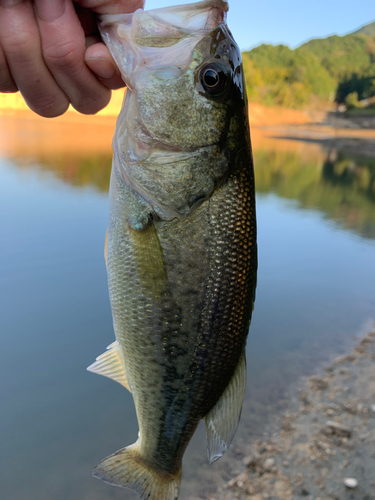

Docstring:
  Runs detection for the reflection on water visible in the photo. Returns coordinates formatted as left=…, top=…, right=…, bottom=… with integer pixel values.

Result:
left=1, top=116, right=375, bottom=500
left=5, top=127, right=375, bottom=241
left=254, top=148, right=375, bottom=240
left=17, top=152, right=113, bottom=191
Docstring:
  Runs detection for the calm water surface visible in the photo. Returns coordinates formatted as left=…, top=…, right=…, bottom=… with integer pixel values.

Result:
left=1, top=117, right=375, bottom=500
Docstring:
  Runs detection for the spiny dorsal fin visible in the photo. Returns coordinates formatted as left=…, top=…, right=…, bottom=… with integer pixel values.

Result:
left=87, top=341, right=131, bottom=392
left=204, top=349, right=246, bottom=464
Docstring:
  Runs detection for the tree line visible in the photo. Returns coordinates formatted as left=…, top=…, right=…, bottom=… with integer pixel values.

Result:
left=242, top=21, right=375, bottom=109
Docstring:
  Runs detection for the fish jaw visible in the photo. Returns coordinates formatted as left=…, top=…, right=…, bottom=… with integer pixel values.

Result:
left=99, top=0, right=229, bottom=88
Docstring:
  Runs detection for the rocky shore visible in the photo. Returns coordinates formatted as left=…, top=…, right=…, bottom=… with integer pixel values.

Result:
left=207, top=330, right=375, bottom=500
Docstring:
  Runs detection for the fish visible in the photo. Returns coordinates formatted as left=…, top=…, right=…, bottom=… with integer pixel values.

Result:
left=87, top=1, right=257, bottom=499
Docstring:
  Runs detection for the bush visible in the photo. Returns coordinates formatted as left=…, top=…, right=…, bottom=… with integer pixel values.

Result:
left=345, top=91, right=362, bottom=108
left=242, top=26, right=375, bottom=109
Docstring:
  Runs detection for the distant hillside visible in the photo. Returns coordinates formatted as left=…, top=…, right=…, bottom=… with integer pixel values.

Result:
left=243, top=21, right=375, bottom=109
left=354, top=20, right=375, bottom=37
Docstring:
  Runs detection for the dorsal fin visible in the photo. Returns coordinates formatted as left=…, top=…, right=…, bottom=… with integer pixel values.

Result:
left=87, top=341, right=131, bottom=392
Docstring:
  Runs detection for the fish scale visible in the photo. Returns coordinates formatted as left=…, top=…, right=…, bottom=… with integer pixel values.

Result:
left=88, top=2, right=257, bottom=499
left=105, top=155, right=256, bottom=475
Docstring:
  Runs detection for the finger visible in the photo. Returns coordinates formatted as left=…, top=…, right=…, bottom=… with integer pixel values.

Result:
left=0, top=0, right=69, bottom=116
left=0, top=46, right=18, bottom=93
left=85, top=42, right=125, bottom=90
left=77, top=1, right=142, bottom=90
left=34, top=0, right=111, bottom=114
left=77, top=0, right=145, bottom=15
left=75, top=3, right=100, bottom=38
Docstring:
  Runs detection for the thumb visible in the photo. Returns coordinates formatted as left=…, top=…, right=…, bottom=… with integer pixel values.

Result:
left=85, top=41, right=125, bottom=89
left=81, top=1, right=145, bottom=87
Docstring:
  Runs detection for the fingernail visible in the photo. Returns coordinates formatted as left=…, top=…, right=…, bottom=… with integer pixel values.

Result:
left=86, top=58, right=116, bottom=80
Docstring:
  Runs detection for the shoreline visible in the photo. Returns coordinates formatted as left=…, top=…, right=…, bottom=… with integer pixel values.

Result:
left=2, top=108, right=375, bottom=160
left=203, top=329, right=375, bottom=500
left=249, top=105, right=375, bottom=158
left=2, top=105, right=375, bottom=160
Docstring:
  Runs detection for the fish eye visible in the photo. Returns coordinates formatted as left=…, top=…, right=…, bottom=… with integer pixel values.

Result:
left=199, top=64, right=227, bottom=96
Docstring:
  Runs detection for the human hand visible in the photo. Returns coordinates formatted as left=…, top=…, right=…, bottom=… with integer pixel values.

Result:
left=0, top=0, right=144, bottom=117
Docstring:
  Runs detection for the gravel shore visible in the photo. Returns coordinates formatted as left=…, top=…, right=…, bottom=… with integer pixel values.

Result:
left=206, top=329, right=375, bottom=500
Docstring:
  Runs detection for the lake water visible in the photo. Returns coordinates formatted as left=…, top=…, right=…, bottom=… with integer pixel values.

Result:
left=1, top=115, right=374, bottom=500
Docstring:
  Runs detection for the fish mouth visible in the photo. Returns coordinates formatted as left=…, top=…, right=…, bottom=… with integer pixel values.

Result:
left=99, top=0, right=230, bottom=89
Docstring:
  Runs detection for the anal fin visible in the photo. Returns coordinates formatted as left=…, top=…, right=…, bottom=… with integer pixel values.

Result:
left=87, top=341, right=131, bottom=392
left=204, top=350, right=247, bottom=464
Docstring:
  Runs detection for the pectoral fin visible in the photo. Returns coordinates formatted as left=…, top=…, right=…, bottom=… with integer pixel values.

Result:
left=204, top=350, right=247, bottom=464
left=87, top=341, right=131, bottom=392
left=130, top=221, right=166, bottom=297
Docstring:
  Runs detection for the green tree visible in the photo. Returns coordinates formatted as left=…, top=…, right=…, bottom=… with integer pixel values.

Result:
left=241, top=21, right=375, bottom=109
left=345, top=91, right=361, bottom=108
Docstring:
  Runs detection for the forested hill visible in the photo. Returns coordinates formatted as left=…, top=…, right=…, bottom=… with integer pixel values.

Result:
left=355, top=21, right=375, bottom=37
left=242, top=21, right=375, bottom=108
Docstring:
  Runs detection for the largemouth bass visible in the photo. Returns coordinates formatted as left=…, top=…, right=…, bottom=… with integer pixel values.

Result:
left=87, top=1, right=257, bottom=498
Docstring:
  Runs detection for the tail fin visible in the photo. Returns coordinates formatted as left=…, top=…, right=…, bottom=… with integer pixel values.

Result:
left=93, top=443, right=182, bottom=500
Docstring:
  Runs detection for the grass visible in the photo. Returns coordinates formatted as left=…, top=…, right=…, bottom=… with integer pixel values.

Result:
left=346, top=107, right=375, bottom=116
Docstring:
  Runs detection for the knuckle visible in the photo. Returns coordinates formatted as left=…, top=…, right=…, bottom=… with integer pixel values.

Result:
left=43, top=40, right=82, bottom=70
left=29, top=94, right=70, bottom=118
left=3, top=32, right=32, bottom=58
left=0, top=80, right=18, bottom=92
left=34, top=102, right=70, bottom=118
left=0, top=70, right=18, bottom=92
left=74, top=91, right=111, bottom=115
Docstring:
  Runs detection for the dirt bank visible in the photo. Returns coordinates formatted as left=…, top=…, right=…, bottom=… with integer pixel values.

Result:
left=205, top=330, right=375, bottom=500
left=248, top=104, right=314, bottom=127
left=249, top=104, right=375, bottom=159
left=248, top=103, right=375, bottom=132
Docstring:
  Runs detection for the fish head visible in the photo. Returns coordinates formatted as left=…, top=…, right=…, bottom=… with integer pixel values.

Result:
left=100, top=1, right=249, bottom=220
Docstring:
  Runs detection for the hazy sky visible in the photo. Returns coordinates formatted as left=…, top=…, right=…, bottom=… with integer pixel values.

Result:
left=144, top=0, right=375, bottom=50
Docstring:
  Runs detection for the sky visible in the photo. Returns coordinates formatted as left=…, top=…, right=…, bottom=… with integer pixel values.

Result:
left=144, top=0, right=375, bottom=50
